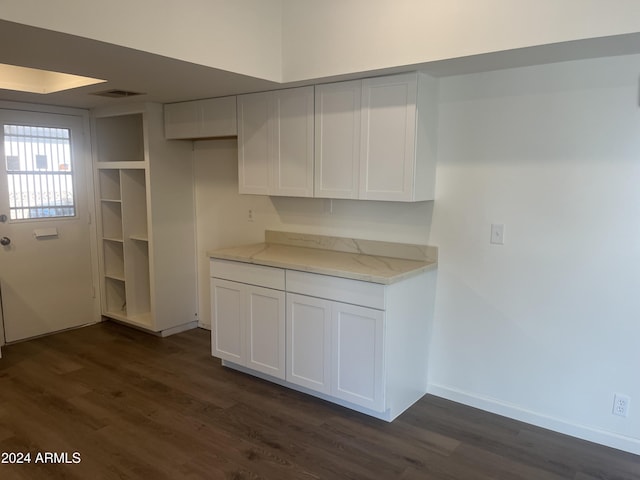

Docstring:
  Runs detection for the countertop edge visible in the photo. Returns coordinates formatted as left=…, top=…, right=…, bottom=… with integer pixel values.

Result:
left=208, top=248, right=437, bottom=285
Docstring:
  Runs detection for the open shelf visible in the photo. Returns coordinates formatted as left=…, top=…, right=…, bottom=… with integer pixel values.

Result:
left=93, top=104, right=196, bottom=335
left=104, top=277, right=127, bottom=316
left=103, top=239, right=125, bottom=280
left=124, top=238, right=150, bottom=317
left=101, top=201, right=123, bottom=241
left=98, top=169, right=121, bottom=201
left=125, top=312, right=153, bottom=329
left=96, top=113, right=150, bottom=330
left=121, top=169, right=148, bottom=241
left=95, top=114, right=145, bottom=162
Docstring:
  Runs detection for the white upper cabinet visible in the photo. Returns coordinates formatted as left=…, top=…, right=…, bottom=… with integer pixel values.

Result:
left=164, top=96, right=237, bottom=139
left=314, top=80, right=361, bottom=199
left=236, top=72, right=437, bottom=201
left=361, top=73, right=418, bottom=201
left=237, top=86, right=314, bottom=197
left=316, top=72, right=438, bottom=202
left=237, top=92, right=271, bottom=194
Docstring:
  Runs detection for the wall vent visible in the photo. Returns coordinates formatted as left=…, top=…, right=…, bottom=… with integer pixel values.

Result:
left=91, top=89, right=145, bottom=98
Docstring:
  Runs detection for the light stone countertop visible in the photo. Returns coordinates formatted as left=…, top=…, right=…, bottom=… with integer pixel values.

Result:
left=208, top=231, right=437, bottom=285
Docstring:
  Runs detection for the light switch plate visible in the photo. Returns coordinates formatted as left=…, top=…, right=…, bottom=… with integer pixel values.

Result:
left=490, top=224, right=505, bottom=245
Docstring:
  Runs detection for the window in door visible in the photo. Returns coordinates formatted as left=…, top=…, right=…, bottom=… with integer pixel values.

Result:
left=3, top=124, right=76, bottom=220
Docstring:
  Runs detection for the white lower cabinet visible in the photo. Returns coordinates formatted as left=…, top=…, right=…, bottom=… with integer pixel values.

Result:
left=286, top=293, right=332, bottom=394
left=245, top=285, right=285, bottom=377
left=211, top=261, right=286, bottom=380
left=286, top=292, right=384, bottom=411
left=210, top=258, right=435, bottom=421
left=211, top=279, right=244, bottom=364
left=331, top=302, right=384, bottom=411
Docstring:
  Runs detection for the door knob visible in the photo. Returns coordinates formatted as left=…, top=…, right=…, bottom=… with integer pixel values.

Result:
left=0, top=237, right=11, bottom=246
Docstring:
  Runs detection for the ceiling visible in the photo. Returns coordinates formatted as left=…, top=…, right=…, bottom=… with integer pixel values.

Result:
left=2, top=19, right=640, bottom=111
left=0, top=20, right=282, bottom=110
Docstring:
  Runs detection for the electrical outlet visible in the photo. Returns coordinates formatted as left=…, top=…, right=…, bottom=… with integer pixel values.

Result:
left=247, top=209, right=254, bottom=222
left=612, top=393, right=631, bottom=417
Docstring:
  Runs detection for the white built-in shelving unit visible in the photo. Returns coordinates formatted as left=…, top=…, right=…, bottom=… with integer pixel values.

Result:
left=93, top=103, right=197, bottom=336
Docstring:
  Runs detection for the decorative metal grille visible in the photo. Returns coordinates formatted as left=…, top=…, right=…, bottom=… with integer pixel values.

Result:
left=3, top=124, right=75, bottom=220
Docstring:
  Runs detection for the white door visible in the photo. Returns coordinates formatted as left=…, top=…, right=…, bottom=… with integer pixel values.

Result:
left=211, top=279, right=285, bottom=378
left=271, top=87, right=314, bottom=197
left=332, top=302, right=385, bottom=411
left=246, top=285, right=285, bottom=379
left=360, top=73, right=417, bottom=201
left=314, top=80, right=361, bottom=199
left=286, top=293, right=332, bottom=394
left=237, top=92, right=270, bottom=195
left=211, top=278, right=244, bottom=363
left=0, top=110, right=97, bottom=342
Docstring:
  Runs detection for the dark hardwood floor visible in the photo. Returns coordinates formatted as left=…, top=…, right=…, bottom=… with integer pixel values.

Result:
left=0, top=321, right=637, bottom=479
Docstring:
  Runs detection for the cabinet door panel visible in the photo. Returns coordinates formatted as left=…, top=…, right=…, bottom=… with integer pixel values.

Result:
left=286, top=293, right=331, bottom=393
left=166, top=97, right=237, bottom=139
left=246, top=286, right=285, bottom=379
left=315, top=81, right=361, bottom=199
left=200, top=96, right=237, bottom=137
left=360, top=73, right=417, bottom=201
left=271, top=87, right=314, bottom=197
left=211, top=279, right=244, bottom=363
left=164, top=101, right=199, bottom=139
left=237, top=93, right=270, bottom=194
left=332, top=302, right=385, bottom=411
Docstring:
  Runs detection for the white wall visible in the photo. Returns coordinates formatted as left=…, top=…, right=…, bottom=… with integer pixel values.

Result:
left=429, top=54, right=640, bottom=453
left=281, top=0, right=640, bottom=81
left=0, top=0, right=283, bottom=81
left=5, top=1, right=640, bottom=85
left=194, top=138, right=276, bottom=327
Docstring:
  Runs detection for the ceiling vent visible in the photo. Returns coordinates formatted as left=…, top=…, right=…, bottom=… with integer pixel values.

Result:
left=91, top=89, right=145, bottom=98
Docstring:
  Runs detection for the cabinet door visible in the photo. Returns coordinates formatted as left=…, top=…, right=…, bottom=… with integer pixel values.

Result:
left=286, top=293, right=332, bottom=394
left=271, top=86, right=314, bottom=197
left=246, top=285, right=285, bottom=379
left=164, top=101, right=199, bottom=139
left=332, top=302, right=385, bottom=411
left=360, top=73, right=417, bottom=201
left=200, top=96, right=237, bottom=137
left=211, top=279, right=245, bottom=364
left=315, top=81, right=361, bottom=199
left=237, top=92, right=270, bottom=194
left=165, top=97, right=237, bottom=139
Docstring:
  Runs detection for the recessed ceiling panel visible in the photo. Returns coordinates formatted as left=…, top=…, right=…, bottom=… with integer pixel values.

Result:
left=0, top=63, right=106, bottom=94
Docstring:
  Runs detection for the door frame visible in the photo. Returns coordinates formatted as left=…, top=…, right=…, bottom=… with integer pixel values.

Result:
left=0, top=100, right=101, bottom=345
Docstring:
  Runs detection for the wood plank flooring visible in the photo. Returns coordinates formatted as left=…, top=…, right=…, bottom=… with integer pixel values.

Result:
left=0, top=321, right=637, bottom=479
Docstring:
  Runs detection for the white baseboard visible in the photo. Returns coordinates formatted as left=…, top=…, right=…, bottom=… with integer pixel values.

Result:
left=427, top=383, right=640, bottom=456
left=159, top=321, right=199, bottom=337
